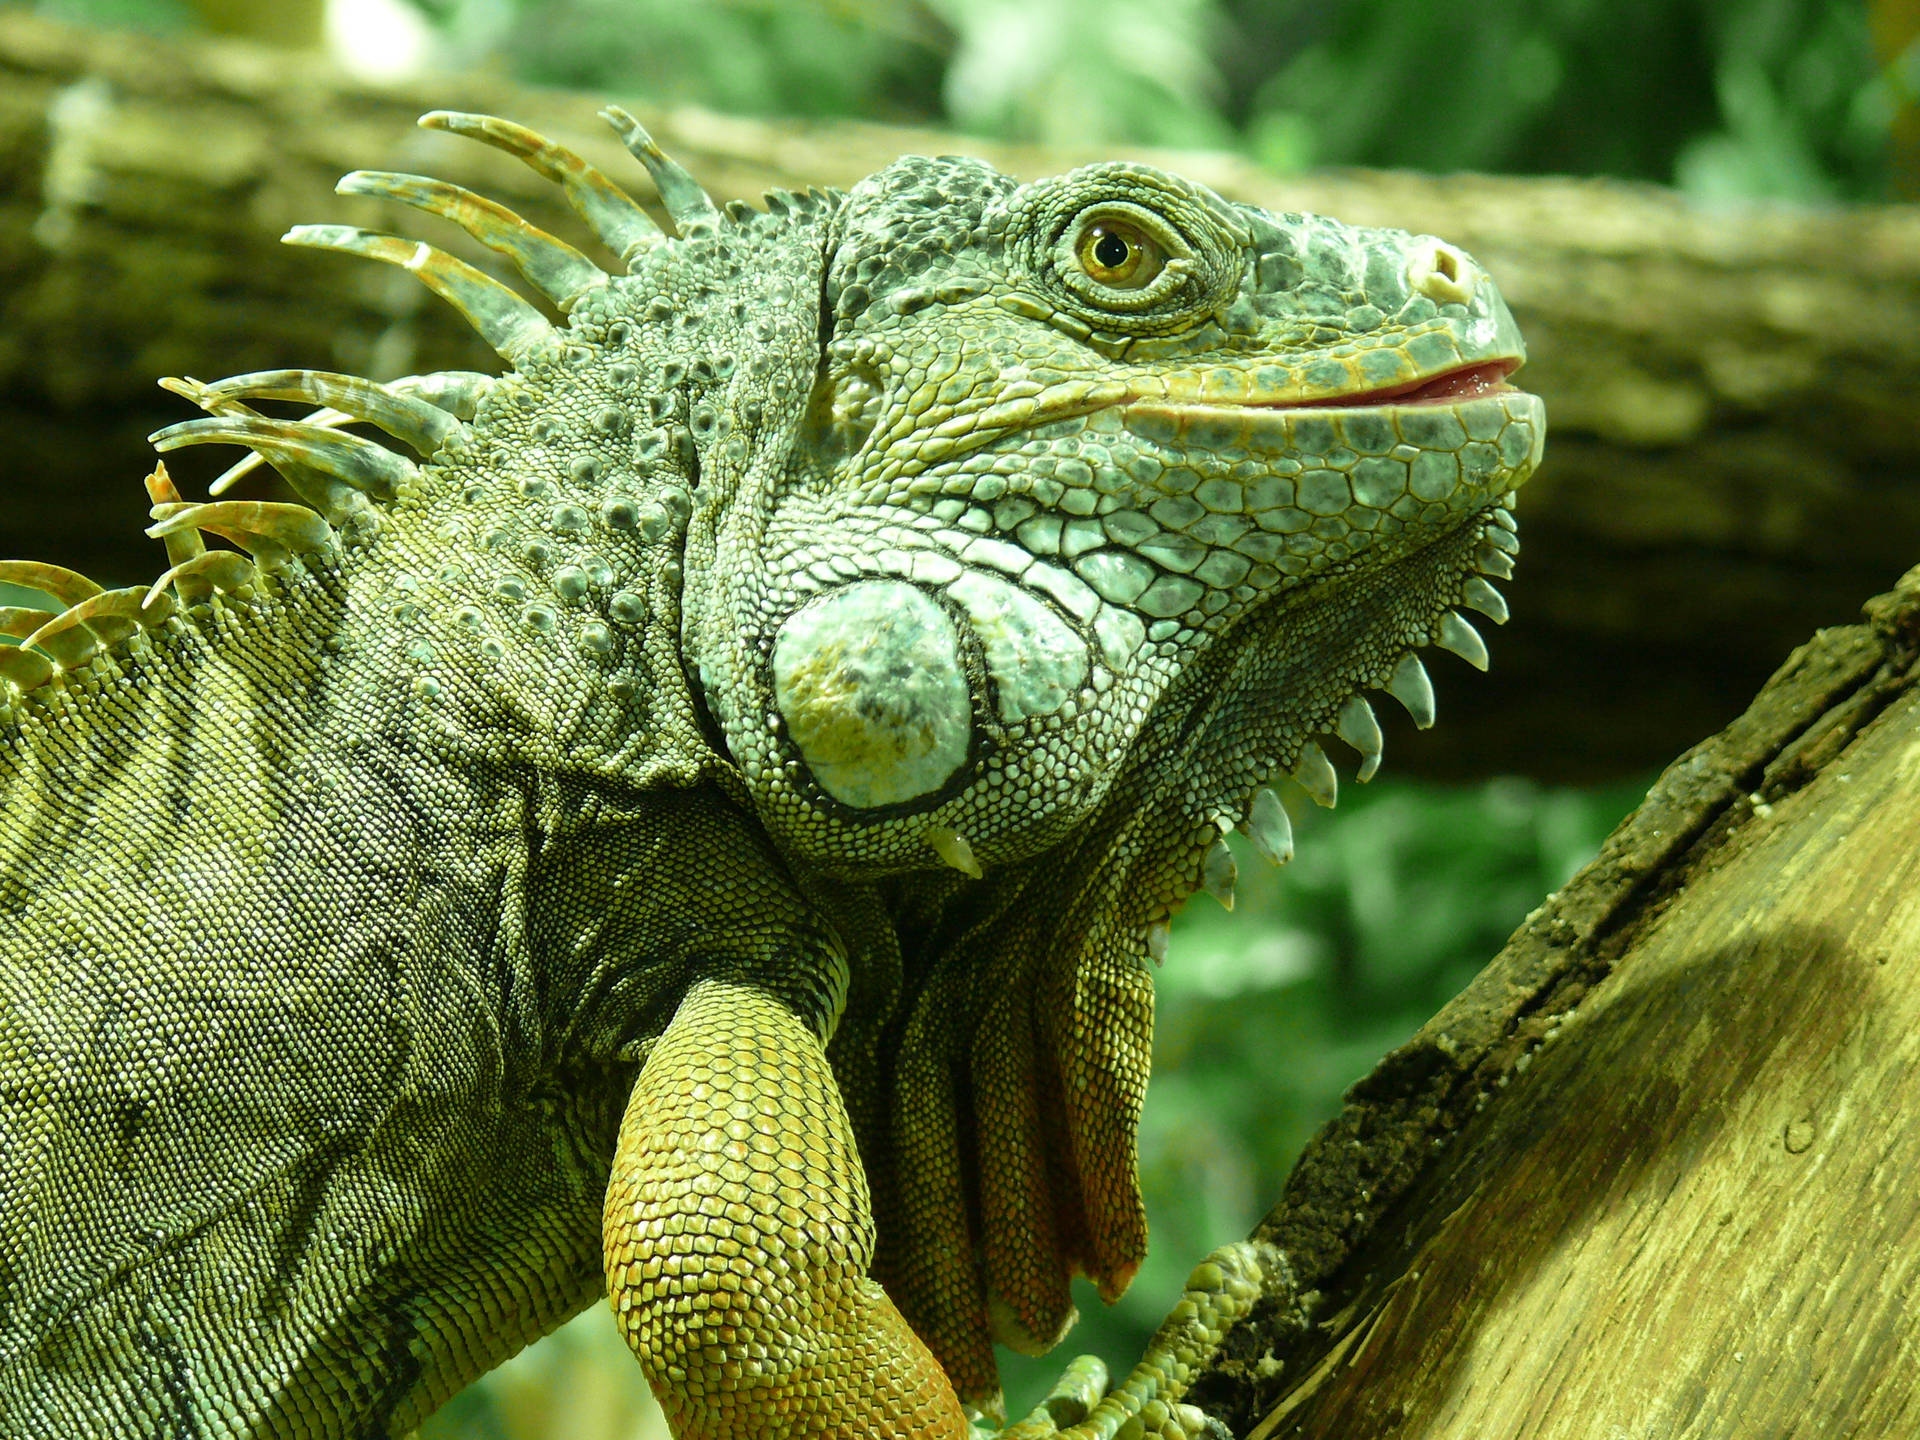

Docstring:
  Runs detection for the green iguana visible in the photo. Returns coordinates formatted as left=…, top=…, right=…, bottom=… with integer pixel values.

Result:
left=0, top=107, right=1541, bottom=1438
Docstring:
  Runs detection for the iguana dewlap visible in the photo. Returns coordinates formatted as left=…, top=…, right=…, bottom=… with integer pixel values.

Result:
left=0, top=108, right=1541, bottom=1438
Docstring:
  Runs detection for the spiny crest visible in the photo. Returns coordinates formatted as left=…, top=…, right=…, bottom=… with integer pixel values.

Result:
left=1172, top=505, right=1516, bottom=917
left=0, top=109, right=760, bottom=703
left=1035, top=502, right=1516, bottom=949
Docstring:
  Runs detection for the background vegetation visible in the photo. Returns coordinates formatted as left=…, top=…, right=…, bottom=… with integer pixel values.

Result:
left=34, top=0, right=1911, bottom=199
left=15, top=0, right=1914, bottom=1431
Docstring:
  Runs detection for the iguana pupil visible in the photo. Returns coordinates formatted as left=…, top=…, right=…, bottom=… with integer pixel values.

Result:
left=1076, top=217, right=1163, bottom=289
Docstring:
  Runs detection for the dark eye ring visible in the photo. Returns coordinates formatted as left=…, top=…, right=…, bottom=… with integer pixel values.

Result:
left=1074, top=220, right=1165, bottom=290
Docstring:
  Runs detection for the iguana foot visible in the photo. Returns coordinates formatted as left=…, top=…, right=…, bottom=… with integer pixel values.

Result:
left=980, top=1239, right=1281, bottom=1439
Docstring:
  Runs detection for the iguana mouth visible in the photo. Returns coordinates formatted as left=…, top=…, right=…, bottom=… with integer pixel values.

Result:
left=881, top=359, right=1528, bottom=478
left=1163, top=357, right=1525, bottom=414
left=1277, top=357, right=1522, bottom=408
left=1112, top=363, right=1542, bottom=467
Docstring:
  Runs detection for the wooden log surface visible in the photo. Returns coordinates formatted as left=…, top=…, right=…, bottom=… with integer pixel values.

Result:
left=1190, top=563, right=1920, bottom=1435
left=2, top=6, right=1918, bottom=785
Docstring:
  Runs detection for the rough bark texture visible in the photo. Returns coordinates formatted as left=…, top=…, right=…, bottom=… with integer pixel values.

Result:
left=1187, top=562, right=1920, bottom=1436
left=3, top=11, right=1918, bottom=781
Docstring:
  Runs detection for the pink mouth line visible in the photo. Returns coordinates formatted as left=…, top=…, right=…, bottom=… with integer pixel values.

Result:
left=899, top=360, right=1529, bottom=473
left=1273, top=359, right=1522, bottom=409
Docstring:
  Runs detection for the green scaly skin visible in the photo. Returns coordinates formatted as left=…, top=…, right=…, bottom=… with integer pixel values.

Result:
left=0, top=107, right=1541, bottom=1438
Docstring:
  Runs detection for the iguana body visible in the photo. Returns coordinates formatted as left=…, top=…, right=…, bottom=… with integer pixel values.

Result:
left=0, top=109, right=1541, bottom=1437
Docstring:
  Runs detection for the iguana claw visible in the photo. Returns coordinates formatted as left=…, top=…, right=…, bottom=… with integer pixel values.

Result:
left=985, top=1240, right=1284, bottom=1439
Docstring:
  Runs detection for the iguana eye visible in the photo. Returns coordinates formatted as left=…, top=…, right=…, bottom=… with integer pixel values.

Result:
left=1031, top=187, right=1217, bottom=329
left=1075, top=220, right=1164, bottom=289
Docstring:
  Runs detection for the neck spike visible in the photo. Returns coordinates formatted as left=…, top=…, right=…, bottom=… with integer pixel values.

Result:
left=419, top=110, right=665, bottom=267
left=599, top=105, right=723, bottom=238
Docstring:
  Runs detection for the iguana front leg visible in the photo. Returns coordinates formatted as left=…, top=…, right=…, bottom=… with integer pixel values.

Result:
left=603, top=977, right=972, bottom=1438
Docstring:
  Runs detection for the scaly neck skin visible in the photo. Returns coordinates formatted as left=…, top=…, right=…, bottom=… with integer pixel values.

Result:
left=0, top=401, right=742, bottom=1049
left=0, top=532, right=548, bottom=982
left=0, top=541, right=612, bottom=1428
left=1, top=179, right=846, bottom=1041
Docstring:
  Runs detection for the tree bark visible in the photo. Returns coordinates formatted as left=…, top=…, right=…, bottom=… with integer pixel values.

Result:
left=1190, top=563, right=1920, bottom=1436
left=2, top=6, right=1918, bottom=782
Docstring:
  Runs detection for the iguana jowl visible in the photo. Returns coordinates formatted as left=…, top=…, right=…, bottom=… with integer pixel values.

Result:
left=0, top=107, right=1541, bottom=1437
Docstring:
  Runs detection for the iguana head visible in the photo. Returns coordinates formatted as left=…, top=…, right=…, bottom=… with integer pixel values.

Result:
left=685, top=155, right=1541, bottom=899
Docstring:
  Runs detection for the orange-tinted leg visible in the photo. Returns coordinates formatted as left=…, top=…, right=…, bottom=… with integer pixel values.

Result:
left=603, top=977, right=972, bottom=1439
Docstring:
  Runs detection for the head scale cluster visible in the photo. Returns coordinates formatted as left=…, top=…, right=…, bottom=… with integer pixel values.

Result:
left=681, top=145, right=1541, bottom=929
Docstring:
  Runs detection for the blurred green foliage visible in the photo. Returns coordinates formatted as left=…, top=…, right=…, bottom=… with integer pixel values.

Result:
left=36, top=0, right=1903, bottom=197
left=396, top=0, right=1897, bottom=198
left=425, top=0, right=1896, bottom=199
left=34, top=0, right=196, bottom=35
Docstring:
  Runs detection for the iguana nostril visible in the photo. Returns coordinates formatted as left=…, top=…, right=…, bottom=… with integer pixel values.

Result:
left=1409, top=239, right=1476, bottom=305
